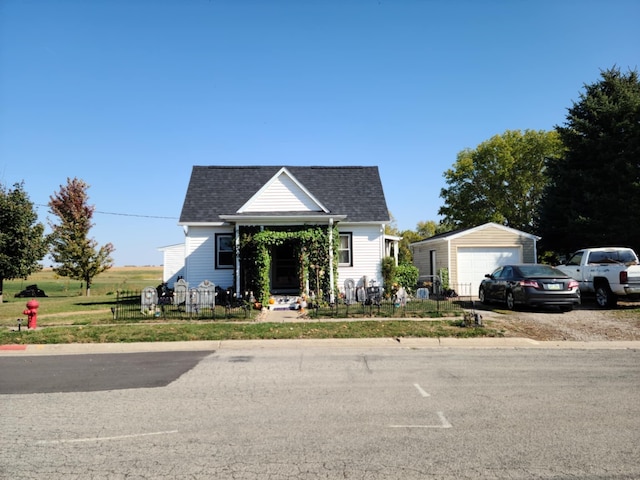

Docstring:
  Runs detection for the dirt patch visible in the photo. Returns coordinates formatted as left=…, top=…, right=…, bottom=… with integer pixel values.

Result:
left=473, top=299, right=640, bottom=341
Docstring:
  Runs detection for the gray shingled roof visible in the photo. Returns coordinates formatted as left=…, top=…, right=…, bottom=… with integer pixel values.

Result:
left=179, top=166, right=390, bottom=224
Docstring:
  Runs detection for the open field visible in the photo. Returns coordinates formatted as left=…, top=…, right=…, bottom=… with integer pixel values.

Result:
left=1, top=267, right=164, bottom=325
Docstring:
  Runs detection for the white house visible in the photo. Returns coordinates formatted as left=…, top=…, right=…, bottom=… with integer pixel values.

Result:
left=164, top=166, right=397, bottom=303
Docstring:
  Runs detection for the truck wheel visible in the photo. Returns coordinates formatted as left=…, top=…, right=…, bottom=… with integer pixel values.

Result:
left=505, top=291, right=515, bottom=310
left=595, top=283, right=617, bottom=308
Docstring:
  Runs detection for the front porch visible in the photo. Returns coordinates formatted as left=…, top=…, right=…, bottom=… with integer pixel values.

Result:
left=266, top=294, right=305, bottom=311
left=236, top=225, right=337, bottom=305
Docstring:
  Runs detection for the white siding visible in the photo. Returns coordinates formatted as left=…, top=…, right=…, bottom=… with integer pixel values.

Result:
left=243, top=174, right=321, bottom=212
left=411, top=240, right=449, bottom=282
left=159, top=244, right=185, bottom=283
left=337, top=224, right=384, bottom=291
left=183, top=226, right=234, bottom=290
left=183, top=223, right=386, bottom=295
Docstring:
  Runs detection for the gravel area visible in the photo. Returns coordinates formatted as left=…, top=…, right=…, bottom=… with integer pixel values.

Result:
left=472, top=298, right=640, bottom=341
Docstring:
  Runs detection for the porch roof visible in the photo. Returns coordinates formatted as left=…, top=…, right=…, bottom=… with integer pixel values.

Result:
left=220, top=212, right=347, bottom=223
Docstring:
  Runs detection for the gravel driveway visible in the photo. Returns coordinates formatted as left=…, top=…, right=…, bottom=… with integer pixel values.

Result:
left=471, top=298, right=640, bottom=342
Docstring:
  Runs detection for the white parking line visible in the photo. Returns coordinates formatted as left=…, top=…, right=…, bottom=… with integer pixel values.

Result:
left=389, top=411, right=452, bottom=429
left=413, top=383, right=430, bottom=397
left=37, top=430, right=179, bottom=445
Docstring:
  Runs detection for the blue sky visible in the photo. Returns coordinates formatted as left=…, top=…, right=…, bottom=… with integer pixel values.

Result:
left=1, top=0, right=638, bottom=266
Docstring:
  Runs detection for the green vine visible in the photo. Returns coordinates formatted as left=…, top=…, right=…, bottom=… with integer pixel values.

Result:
left=241, top=225, right=339, bottom=305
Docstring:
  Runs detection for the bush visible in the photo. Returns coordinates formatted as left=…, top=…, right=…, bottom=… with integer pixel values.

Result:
left=395, top=264, right=419, bottom=294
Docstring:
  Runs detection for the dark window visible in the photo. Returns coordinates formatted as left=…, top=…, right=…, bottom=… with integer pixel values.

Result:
left=216, top=234, right=234, bottom=269
left=589, top=250, right=637, bottom=264
left=338, top=233, right=352, bottom=266
left=566, top=252, right=583, bottom=266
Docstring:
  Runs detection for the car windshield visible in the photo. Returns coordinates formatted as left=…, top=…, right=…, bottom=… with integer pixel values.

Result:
left=517, top=265, right=566, bottom=278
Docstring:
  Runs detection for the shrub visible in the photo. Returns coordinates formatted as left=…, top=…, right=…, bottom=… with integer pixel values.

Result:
left=395, top=264, right=419, bottom=294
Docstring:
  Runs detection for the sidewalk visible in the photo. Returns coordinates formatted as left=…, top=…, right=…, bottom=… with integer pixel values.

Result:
left=2, top=336, right=638, bottom=356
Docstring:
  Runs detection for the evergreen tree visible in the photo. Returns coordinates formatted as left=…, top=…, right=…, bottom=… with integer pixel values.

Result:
left=539, top=67, right=640, bottom=254
left=48, top=178, right=115, bottom=296
left=0, top=182, right=48, bottom=303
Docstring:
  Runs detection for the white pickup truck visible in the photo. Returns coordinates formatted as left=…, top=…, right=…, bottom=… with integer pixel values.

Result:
left=556, top=247, right=640, bottom=308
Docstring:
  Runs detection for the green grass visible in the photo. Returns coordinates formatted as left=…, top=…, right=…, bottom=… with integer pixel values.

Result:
left=1, top=267, right=504, bottom=343
left=1, top=267, right=163, bottom=324
left=2, top=266, right=162, bottom=298
left=0, top=320, right=497, bottom=345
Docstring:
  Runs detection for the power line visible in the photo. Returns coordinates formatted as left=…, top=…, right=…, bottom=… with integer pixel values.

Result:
left=35, top=204, right=178, bottom=220
left=95, top=210, right=178, bottom=220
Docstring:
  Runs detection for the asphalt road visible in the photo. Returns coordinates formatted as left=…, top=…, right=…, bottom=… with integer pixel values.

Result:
left=1, top=343, right=639, bottom=479
left=0, top=350, right=213, bottom=394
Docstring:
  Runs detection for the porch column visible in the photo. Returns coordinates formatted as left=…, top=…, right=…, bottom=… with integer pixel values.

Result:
left=393, top=239, right=399, bottom=266
left=235, top=223, right=240, bottom=294
left=328, top=218, right=335, bottom=304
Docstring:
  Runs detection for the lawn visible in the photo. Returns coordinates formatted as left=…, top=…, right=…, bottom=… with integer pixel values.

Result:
left=1, top=267, right=163, bottom=326
left=1, top=267, right=501, bottom=343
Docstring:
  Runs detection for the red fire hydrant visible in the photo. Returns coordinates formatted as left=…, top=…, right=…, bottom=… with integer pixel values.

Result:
left=23, top=299, right=39, bottom=330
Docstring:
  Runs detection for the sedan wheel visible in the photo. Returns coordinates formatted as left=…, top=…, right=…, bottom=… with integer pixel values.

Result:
left=505, top=291, right=515, bottom=310
left=479, top=287, right=488, bottom=305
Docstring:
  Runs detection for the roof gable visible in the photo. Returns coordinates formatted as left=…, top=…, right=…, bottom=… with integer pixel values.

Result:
left=238, top=167, right=328, bottom=213
left=411, top=222, right=540, bottom=246
left=179, top=166, right=390, bottom=224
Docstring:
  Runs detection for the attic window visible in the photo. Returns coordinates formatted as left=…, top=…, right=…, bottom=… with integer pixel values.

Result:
left=216, top=234, right=234, bottom=269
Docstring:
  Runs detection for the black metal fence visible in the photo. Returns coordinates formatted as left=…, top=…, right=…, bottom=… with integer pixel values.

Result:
left=113, top=284, right=473, bottom=322
left=114, top=290, right=254, bottom=321
left=307, top=298, right=469, bottom=319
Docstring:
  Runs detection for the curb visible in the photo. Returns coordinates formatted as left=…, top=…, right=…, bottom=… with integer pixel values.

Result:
left=1, top=338, right=638, bottom=356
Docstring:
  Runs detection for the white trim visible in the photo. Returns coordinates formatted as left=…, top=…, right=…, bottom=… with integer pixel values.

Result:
left=447, top=237, right=452, bottom=283
left=220, top=214, right=346, bottom=223
left=178, top=221, right=227, bottom=227
left=235, top=224, right=240, bottom=294
left=329, top=218, right=335, bottom=303
left=410, top=222, right=540, bottom=246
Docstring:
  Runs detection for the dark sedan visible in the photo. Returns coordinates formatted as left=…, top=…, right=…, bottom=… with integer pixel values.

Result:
left=479, top=264, right=580, bottom=311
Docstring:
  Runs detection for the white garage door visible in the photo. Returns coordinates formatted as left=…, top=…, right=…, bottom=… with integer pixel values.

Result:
left=457, top=247, right=521, bottom=296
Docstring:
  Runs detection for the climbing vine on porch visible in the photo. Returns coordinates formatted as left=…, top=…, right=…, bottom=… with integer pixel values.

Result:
left=240, top=225, right=340, bottom=305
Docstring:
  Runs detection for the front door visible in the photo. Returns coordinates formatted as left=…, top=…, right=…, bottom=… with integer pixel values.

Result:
left=271, top=243, right=299, bottom=294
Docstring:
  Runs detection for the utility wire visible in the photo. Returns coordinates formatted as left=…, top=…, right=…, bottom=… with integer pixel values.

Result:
left=95, top=210, right=178, bottom=220
left=35, top=204, right=178, bottom=220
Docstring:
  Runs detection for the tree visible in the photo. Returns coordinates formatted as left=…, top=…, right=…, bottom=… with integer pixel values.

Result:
left=439, top=129, right=565, bottom=232
left=0, top=182, right=48, bottom=303
left=538, top=67, right=640, bottom=255
left=48, top=178, right=115, bottom=296
left=397, top=229, right=422, bottom=264
left=416, top=220, right=437, bottom=239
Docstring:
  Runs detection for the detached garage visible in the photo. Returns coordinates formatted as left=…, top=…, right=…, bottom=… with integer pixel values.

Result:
left=410, top=223, right=540, bottom=297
